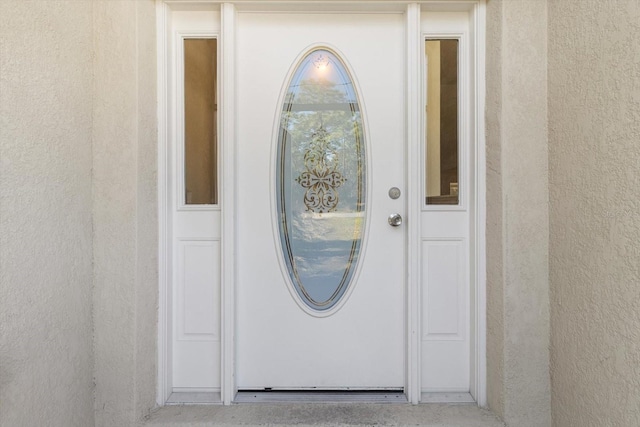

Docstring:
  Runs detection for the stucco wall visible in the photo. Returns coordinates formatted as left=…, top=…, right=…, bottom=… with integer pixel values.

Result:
left=485, top=0, right=551, bottom=425
left=92, top=1, right=158, bottom=425
left=485, top=0, right=505, bottom=416
left=0, top=1, right=560, bottom=425
left=0, top=1, right=95, bottom=426
left=548, top=1, right=640, bottom=426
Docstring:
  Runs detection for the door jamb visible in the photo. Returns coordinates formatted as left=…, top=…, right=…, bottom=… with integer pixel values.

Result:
left=156, top=0, right=169, bottom=404
left=472, top=2, right=487, bottom=407
left=405, top=3, right=422, bottom=404
left=219, top=2, right=237, bottom=405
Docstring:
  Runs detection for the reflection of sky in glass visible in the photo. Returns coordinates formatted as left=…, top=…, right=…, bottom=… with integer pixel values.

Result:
left=277, top=49, right=365, bottom=311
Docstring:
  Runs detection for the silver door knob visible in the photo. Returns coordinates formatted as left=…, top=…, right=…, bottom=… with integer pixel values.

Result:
left=388, top=213, right=402, bottom=227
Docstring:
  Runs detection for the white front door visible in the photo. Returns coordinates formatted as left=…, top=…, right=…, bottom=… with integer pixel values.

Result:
left=236, top=12, right=406, bottom=390
left=161, top=2, right=484, bottom=404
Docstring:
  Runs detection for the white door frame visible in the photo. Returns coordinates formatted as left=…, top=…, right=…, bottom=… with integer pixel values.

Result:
left=156, top=0, right=486, bottom=406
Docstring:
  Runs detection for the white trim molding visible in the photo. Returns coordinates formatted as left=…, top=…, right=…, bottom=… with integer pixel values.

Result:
left=156, top=0, right=170, bottom=406
left=405, top=2, right=423, bottom=405
left=219, top=2, right=237, bottom=405
left=471, top=0, right=487, bottom=407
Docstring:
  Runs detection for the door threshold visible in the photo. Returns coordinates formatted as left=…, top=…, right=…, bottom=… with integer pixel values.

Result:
left=167, top=391, right=222, bottom=405
left=235, top=390, right=407, bottom=403
left=420, top=392, right=476, bottom=403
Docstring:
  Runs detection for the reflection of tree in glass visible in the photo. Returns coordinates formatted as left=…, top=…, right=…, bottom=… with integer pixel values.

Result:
left=282, top=77, right=364, bottom=213
left=275, top=56, right=368, bottom=308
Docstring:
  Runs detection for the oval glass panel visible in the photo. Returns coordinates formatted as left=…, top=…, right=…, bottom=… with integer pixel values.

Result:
left=277, top=49, right=366, bottom=312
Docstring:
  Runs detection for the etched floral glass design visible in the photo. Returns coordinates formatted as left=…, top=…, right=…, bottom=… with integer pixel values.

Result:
left=276, top=49, right=366, bottom=312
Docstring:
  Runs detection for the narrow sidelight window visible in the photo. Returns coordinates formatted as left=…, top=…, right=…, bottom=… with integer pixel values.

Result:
left=184, top=38, right=217, bottom=205
left=425, top=39, right=458, bottom=205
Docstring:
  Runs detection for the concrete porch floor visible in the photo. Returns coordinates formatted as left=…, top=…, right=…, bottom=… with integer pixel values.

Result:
left=142, top=403, right=505, bottom=427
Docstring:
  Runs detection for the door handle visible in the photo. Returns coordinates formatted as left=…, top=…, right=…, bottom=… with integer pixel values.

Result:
left=388, top=213, right=403, bottom=227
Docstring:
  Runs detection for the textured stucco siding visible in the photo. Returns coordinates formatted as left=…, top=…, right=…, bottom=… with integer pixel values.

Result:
left=0, top=1, right=95, bottom=426
left=548, top=1, right=640, bottom=426
left=485, top=0, right=505, bottom=417
left=485, top=0, right=551, bottom=425
left=92, top=1, right=158, bottom=425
